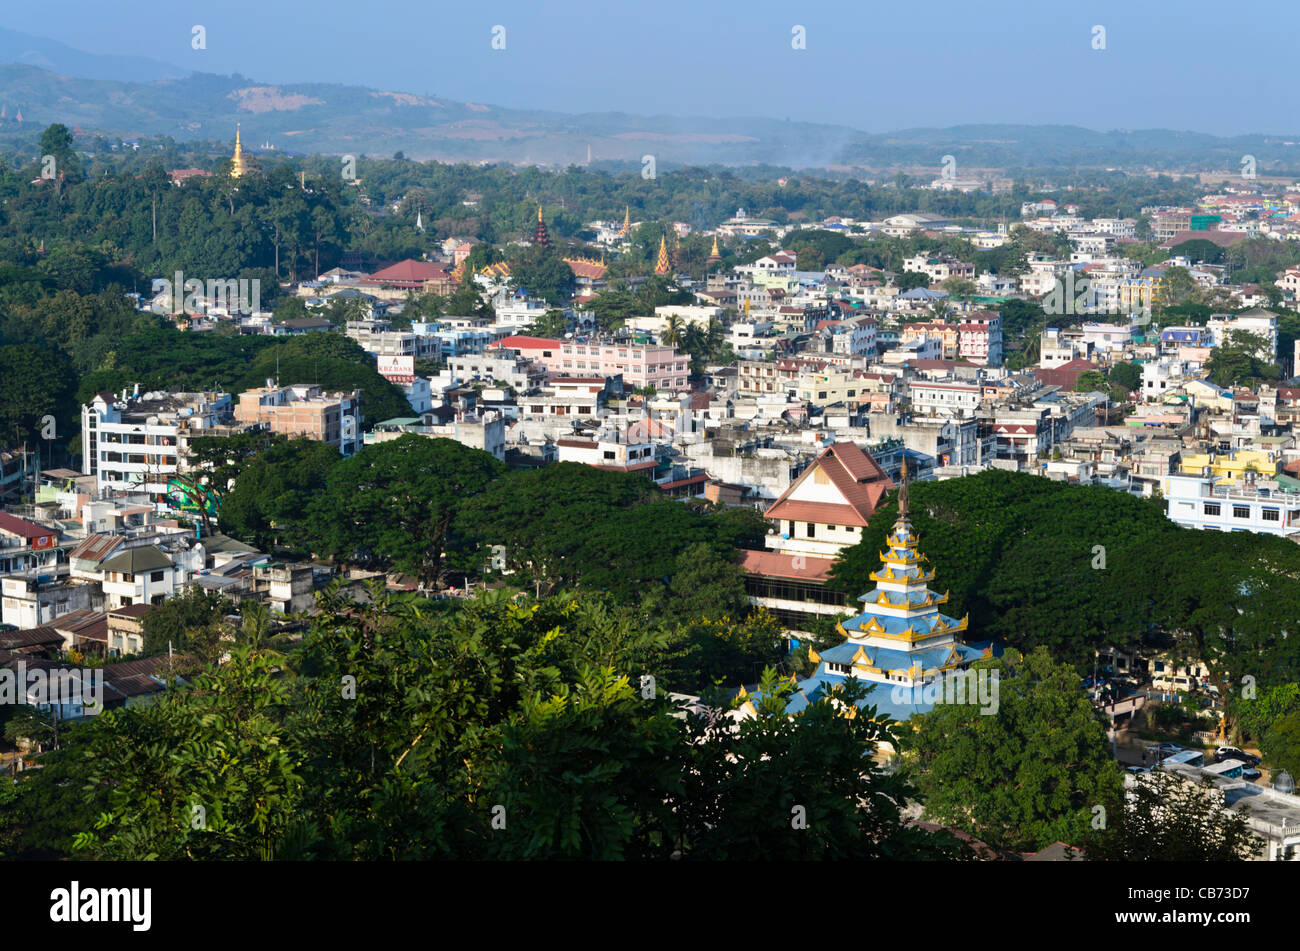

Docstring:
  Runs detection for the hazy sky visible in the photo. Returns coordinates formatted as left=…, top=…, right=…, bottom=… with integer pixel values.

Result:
left=3, top=0, right=1291, bottom=136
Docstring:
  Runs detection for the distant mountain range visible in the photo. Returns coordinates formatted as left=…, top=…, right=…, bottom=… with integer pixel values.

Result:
left=1, top=27, right=1299, bottom=174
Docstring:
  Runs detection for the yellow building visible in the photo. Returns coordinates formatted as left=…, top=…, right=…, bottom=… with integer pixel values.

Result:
left=1179, top=448, right=1280, bottom=479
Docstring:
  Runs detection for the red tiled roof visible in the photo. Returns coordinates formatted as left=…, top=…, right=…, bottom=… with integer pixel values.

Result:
left=0, top=512, right=55, bottom=539
left=491, top=335, right=563, bottom=350
left=365, top=259, right=450, bottom=283
left=764, top=442, right=894, bottom=528
left=764, top=499, right=875, bottom=527
left=565, top=259, right=608, bottom=279
left=658, top=474, right=708, bottom=490
left=739, top=549, right=835, bottom=582
left=593, top=460, right=657, bottom=473
left=71, top=533, right=125, bottom=563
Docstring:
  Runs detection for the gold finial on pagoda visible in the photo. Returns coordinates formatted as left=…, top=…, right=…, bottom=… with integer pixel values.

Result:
left=707, top=234, right=722, bottom=266
left=538, top=204, right=544, bottom=223
left=898, top=454, right=910, bottom=517
left=231, top=123, right=246, bottom=179
left=654, top=234, right=671, bottom=274
left=622, top=205, right=630, bottom=233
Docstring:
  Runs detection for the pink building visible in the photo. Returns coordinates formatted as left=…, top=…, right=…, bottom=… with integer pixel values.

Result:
left=492, top=337, right=689, bottom=391
left=489, top=335, right=565, bottom=366
left=556, top=342, right=689, bottom=391
left=958, top=312, right=1003, bottom=366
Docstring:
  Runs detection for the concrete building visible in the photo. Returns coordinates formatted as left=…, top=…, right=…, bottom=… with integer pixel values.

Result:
left=82, top=389, right=233, bottom=499
left=234, top=384, right=362, bottom=455
left=1163, top=474, right=1300, bottom=539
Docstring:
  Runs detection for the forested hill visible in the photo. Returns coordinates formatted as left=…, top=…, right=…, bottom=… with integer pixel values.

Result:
left=3, top=61, right=1300, bottom=172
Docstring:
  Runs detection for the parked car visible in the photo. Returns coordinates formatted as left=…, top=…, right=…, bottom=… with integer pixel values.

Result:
left=1241, top=767, right=1262, bottom=780
left=1126, top=766, right=1151, bottom=775
left=1217, top=749, right=1261, bottom=767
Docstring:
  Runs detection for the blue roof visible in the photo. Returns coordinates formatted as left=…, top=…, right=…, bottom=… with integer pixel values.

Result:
left=772, top=673, right=937, bottom=721
left=840, top=610, right=964, bottom=638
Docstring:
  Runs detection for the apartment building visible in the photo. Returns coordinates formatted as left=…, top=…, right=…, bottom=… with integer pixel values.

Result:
left=448, top=353, right=546, bottom=393
left=908, top=381, right=983, bottom=417
left=902, top=321, right=959, bottom=360
left=555, top=342, right=689, bottom=391
left=738, top=357, right=829, bottom=396
left=233, top=384, right=362, bottom=455
left=364, top=411, right=507, bottom=462
left=81, top=389, right=234, bottom=499
left=1163, top=474, right=1300, bottom=539
left=556, top=437, right=656, bottom=473
left=958, top=313, right=1003, bottom=366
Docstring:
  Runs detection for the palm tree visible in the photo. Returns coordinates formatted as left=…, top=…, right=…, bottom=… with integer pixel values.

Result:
left=662, top=315, right=685, bottom=347
left=704, top=317, right=725, bottom=358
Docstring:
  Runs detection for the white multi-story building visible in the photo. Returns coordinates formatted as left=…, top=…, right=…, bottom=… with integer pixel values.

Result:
left=1163, top=475, right=1300, bottom=539
left=555, top=436, right=655, bottom=472
left=908, top=381, right=982, bottom=418
left=1206, top=310, right=1278, bottom=360
left=448, top=353, right=546, bottom=393
left=829, top=316, right=878, bottom=357
left=1142, top=357, right=1196, bottom=402
left=82, top=389, right=233, bottom=499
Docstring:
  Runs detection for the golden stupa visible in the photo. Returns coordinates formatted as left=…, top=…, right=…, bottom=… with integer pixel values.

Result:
left=231, top=124, right=247, bottom=179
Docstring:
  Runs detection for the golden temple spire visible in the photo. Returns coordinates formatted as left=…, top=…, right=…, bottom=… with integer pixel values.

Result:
left=538, top=203, right=544, bottom=223
left=622, top=205, right=630, bottom=233
left=654, top=234, right=671, bottom=274
left=231, top=123, right=246, bottom=179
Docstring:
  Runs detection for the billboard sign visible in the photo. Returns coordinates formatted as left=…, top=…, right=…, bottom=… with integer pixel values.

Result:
left=377, top=355, right=416, bottom=383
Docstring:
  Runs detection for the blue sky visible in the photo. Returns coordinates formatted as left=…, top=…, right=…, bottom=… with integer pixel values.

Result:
left=2, top=0, right=1290, bottom=136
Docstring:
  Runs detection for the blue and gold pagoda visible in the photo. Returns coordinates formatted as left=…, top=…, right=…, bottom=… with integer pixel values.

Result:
left=742, top=458, right=998, bottom=721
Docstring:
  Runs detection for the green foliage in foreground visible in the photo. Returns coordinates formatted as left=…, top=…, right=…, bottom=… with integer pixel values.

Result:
left=4, top=586, right=967, bottom=861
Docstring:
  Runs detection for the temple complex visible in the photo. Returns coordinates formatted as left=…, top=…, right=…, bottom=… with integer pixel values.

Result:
left=740, top=458, right=1000, bottom=722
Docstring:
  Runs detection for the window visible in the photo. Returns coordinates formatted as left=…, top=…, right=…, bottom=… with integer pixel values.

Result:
left=806, top=523, right=816, bottom=538
left=1203, top=503, right=1220, bottom=516
left=150, top=570, right=165, bottom=582
left=1262, top=508, right=1279, bottom=522
left=1233, top=505, right=1250, bottom=519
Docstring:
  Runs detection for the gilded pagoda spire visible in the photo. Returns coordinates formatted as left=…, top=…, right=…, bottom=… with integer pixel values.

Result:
left=654, top=234, right=671, bottom=274
left=707, top=234, right=722, bottom=264
left=231, top=123, right=247, bottom=179
left=533, top=205, right=553, bottom=250
left=622, top=205, right=630, bottom=234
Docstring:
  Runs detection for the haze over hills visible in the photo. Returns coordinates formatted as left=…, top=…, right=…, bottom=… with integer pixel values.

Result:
left=1, top=26, right=1299, bottom=174
left=0, top=26, right=188, bottom=83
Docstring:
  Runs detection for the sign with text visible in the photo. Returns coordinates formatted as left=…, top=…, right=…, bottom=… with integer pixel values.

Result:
left=377, top=355, right=416, bottom=383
